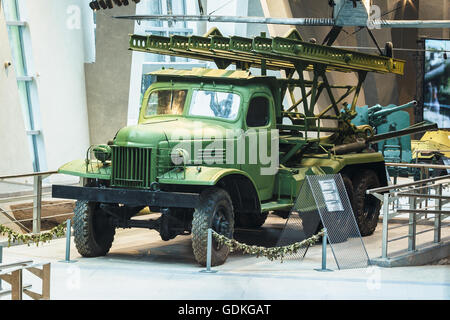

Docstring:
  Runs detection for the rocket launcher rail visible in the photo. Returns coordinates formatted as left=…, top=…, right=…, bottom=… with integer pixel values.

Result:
left=129, top=28, right=405, bottom=75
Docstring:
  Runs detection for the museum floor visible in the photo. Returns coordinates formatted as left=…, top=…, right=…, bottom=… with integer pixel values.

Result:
left=1, top=213, right=448, bottom=300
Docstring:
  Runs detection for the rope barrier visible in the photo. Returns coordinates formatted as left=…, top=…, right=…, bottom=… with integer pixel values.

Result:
left=212, top=229, right=324, bottom=262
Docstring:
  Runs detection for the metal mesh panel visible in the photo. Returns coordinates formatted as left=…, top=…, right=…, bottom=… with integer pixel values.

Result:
left=306, top=174, right=370, bottom=269
left=276, top=178, right=321, bottom=260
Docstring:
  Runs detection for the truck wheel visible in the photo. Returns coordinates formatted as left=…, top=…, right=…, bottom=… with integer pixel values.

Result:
left=235, top=211, right=268, bottom=229
left=73, top=200, right=115, bottom=257
left=191, top=188, right=234, bottom=266
left=352, top=170, right=382, bottom=236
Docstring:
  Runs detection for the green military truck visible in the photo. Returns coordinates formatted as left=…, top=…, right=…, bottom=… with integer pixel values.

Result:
left=52, top=28, right=434, bottom=266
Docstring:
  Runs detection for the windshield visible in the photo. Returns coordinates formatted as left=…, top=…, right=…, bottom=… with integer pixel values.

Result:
left=189, top=90, right=240, bottom=120
left=145, top=90, right=188, bottom=116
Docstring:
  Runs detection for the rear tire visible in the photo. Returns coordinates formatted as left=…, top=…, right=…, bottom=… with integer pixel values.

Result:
left=191, top=188, right=234, bottom=266
left=352, top=170, right=382, bottom=236
left=73, top=200, right=115, bottom=257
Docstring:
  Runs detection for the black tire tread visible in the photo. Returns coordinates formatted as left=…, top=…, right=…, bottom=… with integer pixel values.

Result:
left=191, top=188, right=234, bottom=266
left=73, top=200, right=115, bottom=257
left=352, top=170, right=381, bottom=236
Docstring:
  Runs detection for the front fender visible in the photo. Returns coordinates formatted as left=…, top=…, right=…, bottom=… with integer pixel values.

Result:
left=158, top=166, right=257, bottom=187
left=58, top=159, right=111, bottom=180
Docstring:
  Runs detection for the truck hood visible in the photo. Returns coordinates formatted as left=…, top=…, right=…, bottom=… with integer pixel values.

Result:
left=114, top=117, right=240, bottom=147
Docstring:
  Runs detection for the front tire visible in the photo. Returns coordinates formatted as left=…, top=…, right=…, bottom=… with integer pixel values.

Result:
left=73, top=200, right=115, bottom=257
left=191, top=188, right=234, bottom=266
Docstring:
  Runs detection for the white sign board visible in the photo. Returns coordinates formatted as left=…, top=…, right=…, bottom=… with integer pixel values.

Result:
left=318, top=179, right=344, bottom=212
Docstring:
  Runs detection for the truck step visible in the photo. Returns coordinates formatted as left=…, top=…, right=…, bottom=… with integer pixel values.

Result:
left=261, top=201, right=292, bottom=212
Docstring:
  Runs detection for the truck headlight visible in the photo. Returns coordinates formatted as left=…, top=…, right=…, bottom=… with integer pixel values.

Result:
left=171, top=148, right=190, bottom=166
left=93, top=145, right=112, bottom=163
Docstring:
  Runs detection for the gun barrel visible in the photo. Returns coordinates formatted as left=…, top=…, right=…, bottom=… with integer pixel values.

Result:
left=371, top=100, right=417, bottom=118
left=330, top=139, right=367, bottom=155
left=331, top=122, right=437, bottom=156
left=367, top=121, right=437, bottom=144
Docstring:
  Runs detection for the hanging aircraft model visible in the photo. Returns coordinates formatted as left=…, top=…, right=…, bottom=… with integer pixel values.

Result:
left=91, top=0, right=450, bottom=31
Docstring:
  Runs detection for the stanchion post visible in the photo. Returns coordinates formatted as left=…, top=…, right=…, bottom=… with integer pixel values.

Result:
left=200, top=228, right=217, bottom=273
left=65, top=219, right=71, bottom=261
left=60, top=219, right=76, bottom=263
left=32, top=175, right=42, bottom=234
left=315, top=228, right=332, bottom=272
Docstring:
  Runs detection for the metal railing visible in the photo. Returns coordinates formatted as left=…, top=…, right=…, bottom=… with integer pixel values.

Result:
left=386, top=161, right=450, bottom=181
left=367, top=166, right=450, bottom=261
left=0, top=171, right=74, bottom=239
left=0, top=260, right=50, bottom=300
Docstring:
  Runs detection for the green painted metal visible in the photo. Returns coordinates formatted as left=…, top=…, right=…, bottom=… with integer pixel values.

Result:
left=111, top=146, right=152, bottom=189
left=58, top=28, right=430, bottom=215
left=129, top=29, right=405, bottom=75
left=58, top=159, right=111, bottom=180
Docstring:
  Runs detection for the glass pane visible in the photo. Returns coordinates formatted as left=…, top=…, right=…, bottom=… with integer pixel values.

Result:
left=145, top=90, right=187, bottom=116
left=189, top=90, right=240, bottom=120
left=166, top=0, right=186, bottom=28
left=144, top=0, right=162, bottom=28
left=247, top=97, right=270, bottom=127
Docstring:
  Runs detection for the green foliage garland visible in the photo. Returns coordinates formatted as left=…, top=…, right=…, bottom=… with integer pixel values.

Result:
left=212, top=229, right=324, bottom=262
left=0, top=222, right=68, bottom=247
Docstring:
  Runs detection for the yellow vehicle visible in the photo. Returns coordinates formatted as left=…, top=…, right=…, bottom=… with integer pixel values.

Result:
left=411, top=130, right=450, bottom=179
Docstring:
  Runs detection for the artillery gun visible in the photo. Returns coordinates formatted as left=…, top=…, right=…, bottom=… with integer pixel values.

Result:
left=351, top=101, right=416, bottom=129
left=52, top=28, right=436, bottom=266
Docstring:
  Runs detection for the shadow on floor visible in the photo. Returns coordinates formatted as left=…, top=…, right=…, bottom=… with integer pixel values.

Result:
left=99, top=216, right=304, bottom=266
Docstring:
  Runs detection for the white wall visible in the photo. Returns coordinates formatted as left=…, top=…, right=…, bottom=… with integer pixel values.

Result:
left=0, top=5, right=34, bottom=176
left=22, top=0, right=90, bottom=179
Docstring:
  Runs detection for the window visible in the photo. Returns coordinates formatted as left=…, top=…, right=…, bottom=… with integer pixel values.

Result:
left=247, top=97, right=270, bottom=127
left=189, top=90, right=240, bottom=120
left=145, top=90, right=187, bottom=116
left=140, top=0, right=190, bottom=64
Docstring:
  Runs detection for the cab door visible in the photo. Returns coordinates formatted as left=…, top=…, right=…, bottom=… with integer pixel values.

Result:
left=240, top=93, right=278, bottom=201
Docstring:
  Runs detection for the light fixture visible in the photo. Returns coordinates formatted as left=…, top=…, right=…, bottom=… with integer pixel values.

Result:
left=98, top=0, right=107, bottom=10
left=89, top=1, right=100, bottom=11
left=89, top=0, right=140, bottom=11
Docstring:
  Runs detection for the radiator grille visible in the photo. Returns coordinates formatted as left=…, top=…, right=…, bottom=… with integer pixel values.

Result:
left=111, top=146, right=152, bottom=188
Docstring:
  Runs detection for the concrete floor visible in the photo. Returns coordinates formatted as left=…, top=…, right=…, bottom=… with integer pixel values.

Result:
left=1, top=214, right=449, bottom=300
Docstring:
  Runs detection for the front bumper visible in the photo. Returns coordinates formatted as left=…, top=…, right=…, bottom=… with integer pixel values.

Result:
left=52, top=185, right=200, bottom=208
